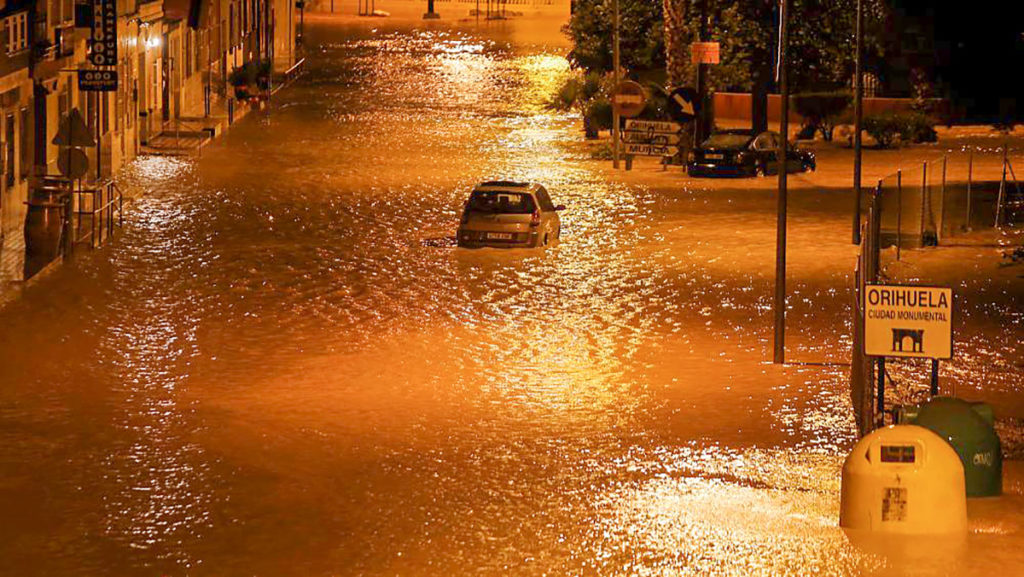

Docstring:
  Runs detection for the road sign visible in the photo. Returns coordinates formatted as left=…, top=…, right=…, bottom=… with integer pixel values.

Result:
left=667, top=87, right=698, bottom=122
left=78, top=69, right=118, bottom=92
left=691, top=42, right=720, bottom=65
left=611, top=81, right=646, bottom=118
left=89, top=0, right=117, bottom=66
left=52, top=109, right=96, bottom=147
left=58, top=148, right=90, bottom=179
left=622, top=131, right=682, bottom=145
left=864, top=285, right=953, bottom=359
left=624, top=143, right=679, bottom=157
left=624, top=119, right=680, bottom=134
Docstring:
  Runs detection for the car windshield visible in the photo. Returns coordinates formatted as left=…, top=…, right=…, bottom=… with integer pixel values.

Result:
left=702, top=133, right=753, bottom=149
left=466, top=191, right=536, bottom=214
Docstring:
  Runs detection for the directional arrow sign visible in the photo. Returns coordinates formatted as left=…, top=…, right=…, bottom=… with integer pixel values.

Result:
left=624, top=119, right=681, bottom=134
left=667, top=87, right=698, bottom=122
left=622, top=131, right=682, bottom=146
left=624, top=143, right=679, bottom=157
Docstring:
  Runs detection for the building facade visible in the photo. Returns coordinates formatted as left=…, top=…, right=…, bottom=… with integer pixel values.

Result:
left=0, top=0, right=296, bottom=282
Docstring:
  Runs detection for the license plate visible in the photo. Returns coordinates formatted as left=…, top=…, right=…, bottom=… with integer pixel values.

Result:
left=487, top=232, right=513, bottom=240
left=706, top=153, right=724, bottom=160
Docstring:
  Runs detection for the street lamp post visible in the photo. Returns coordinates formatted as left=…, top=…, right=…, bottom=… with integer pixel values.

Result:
left=611, top=0, right=620, bottom=169
left=852, top=0, right=864, bottom=244
left=773, top=0, right=790, bottom=364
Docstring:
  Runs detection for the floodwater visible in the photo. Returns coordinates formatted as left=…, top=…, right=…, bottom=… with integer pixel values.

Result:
left=1, top=9, right=1023, bottom=577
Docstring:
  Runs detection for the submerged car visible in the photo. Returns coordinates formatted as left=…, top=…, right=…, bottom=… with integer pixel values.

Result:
left=687, top=129, right=816, bottom=178
left=457, top=181, right=564, bottom=248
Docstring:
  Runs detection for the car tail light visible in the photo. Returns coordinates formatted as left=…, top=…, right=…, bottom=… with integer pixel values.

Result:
left=530, top=209, right=540, bottom=227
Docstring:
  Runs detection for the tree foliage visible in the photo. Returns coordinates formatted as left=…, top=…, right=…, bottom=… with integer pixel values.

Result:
left=569, top=0, right=886, bottom=93
left=564, top=0, right=665, bottom=73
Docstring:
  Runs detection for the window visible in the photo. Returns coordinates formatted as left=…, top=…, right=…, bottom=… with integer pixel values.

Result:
left=535, top=188, right=555, bottom=212
left=5, top=13, right=28, bottom=54
left=185, top=31, right=192, bottom=76
left=466, top=191, right=536, bottom=215
left=6, top=114, right=15, bottom=187
left=19, top=108, right=29, bottom=181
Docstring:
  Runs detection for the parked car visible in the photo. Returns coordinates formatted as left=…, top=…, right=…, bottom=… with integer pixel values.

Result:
left=687, top=129, right=816, bottom=178
left=457, top=181, right=564, bottom=248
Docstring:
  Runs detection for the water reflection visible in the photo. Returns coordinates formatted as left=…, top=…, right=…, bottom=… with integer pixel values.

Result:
left=0, top=11, right=1020, bottom=577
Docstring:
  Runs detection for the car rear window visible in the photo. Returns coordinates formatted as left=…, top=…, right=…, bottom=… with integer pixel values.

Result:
left=466, top=191, right=536, bottom=214
left=702, top=133, right=753, bottom=149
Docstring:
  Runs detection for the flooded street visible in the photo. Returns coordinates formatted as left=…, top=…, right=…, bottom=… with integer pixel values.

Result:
left=1, top=9, right=1023, bottom=576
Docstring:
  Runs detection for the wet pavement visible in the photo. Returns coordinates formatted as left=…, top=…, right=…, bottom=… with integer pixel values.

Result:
left=1, top=9, right=1023, bottom=577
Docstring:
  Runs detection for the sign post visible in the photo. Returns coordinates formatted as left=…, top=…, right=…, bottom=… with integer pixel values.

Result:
left=621, top=119, right=682, bottom=160
left=864, top=284, right=954, bottom=426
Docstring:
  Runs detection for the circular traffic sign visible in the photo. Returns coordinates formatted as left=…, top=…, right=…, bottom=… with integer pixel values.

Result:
left=668, top=86, right=699, bottom=122
left=58, top=148, right=89, bottom=179
left=611, top=81, right=647, bottom=118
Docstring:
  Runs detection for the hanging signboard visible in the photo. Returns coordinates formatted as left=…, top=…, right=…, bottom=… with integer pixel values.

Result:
left=864, top=284, right=953, bottom=359
left=78, top=69, right=118, bottom=92
left=88, top=0, right=118, bottom=66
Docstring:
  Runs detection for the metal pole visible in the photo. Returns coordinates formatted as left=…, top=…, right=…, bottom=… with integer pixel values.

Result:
left=695, top=0, right=711, bottom=146
left=876, top=357, right=885, bottom=426
left=995, top=143, right=1008, bottom=227
left=852, top=0, right=864, bottom=244
left=965, top=149, right=973, bottom=231
left=896, top=169, right=902, bottom=261
left=611, top=0, right=620, bottom=169
left=930, top=359, right=939, bottom=397
left=96, top=96, right=102, bottom=181
left=772, top=0, right=789, bottom=364
left=938, top=155, right=947, bottom=242
left=920, top=161, right=928, bottom=244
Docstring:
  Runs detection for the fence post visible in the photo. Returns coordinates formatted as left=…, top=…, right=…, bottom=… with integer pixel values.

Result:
left=995, top=144, right=1008, bottom=228
left=938, top=155, right=947, bottom=242
left=965, top=149, right=973, bottom=232
left=896, top=169, right=902, bottom=261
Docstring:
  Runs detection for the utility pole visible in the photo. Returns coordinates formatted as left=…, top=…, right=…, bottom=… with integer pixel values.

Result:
left=852, top=0, right=864, bottom=244
left=773, top=0, right=790, bottom=364
left=611, top=0, right=620, bottom=169
left=694, top=0, right=712, bottom=145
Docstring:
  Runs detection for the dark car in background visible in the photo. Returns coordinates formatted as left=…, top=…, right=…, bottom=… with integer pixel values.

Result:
left=687, top=130, right=815, bottom=178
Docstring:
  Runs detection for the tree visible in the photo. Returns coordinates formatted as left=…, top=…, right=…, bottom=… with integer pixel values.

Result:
left=660, top=0, right=886, bottom=130
left=564, top=0, right=665, bottom=74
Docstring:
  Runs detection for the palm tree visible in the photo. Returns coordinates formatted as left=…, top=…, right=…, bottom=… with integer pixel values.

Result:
left=662, top=0, right=690, bottom=87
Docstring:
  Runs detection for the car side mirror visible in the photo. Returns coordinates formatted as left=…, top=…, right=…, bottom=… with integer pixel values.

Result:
left=554, top=205, right=566, bottom=211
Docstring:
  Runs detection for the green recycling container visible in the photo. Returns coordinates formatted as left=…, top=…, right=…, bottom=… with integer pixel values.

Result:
left=909, top=397, right=1002, bottom=497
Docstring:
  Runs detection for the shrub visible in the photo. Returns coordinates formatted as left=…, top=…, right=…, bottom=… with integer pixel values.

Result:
left=863, top=113, right=900, bottom=148
left=863, top=111, right=937, bottom=148
left=547, top=76, right=581, bottom=111
left=792, top=92, right=852, bottom=141
left=584, top=97, right=613, bottom=132
left=897, top=112, right=937, bottom=143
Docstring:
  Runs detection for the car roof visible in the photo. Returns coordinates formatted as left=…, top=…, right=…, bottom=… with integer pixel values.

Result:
left=473, top=181, right=539, bottom=193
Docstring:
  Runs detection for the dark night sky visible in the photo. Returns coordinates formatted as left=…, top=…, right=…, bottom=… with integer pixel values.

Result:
left=896, top=0, right=1023, bottom=119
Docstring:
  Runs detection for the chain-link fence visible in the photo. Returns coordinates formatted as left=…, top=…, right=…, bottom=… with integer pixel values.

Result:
left=850, top=144, right=1024, bottom=436
left=872, top=145, right=1023, bottom=269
